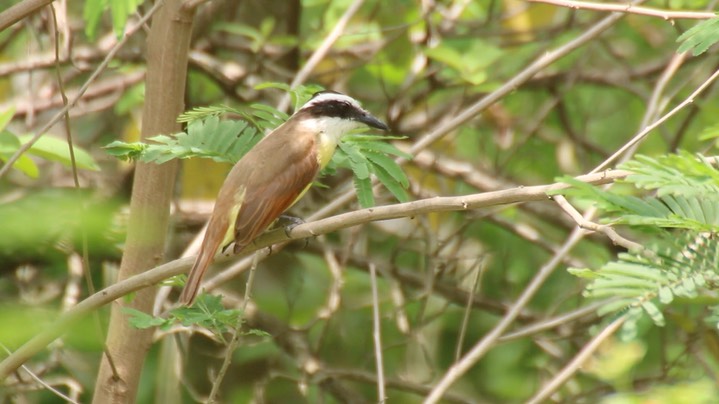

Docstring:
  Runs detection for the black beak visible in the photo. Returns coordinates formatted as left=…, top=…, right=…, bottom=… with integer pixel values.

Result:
left=357, top=111, right=389, bottom=131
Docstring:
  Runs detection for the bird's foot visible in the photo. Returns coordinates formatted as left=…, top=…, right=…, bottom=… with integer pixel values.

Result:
left=277, top=214, right=305, bottom=237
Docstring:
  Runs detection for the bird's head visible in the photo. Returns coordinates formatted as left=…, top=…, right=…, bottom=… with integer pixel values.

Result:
left=296, top=91, right=389, bottom=135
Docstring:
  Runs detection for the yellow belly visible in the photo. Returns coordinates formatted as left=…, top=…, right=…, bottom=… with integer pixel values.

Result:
left=317, top=132, right=338, bottom=169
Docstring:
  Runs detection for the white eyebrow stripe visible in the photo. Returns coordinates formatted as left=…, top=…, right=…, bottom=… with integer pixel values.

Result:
left=301, top=93, right=362, bottom=110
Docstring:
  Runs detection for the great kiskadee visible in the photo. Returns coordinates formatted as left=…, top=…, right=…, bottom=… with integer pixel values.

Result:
left=179, top=91, right=388, bottom=305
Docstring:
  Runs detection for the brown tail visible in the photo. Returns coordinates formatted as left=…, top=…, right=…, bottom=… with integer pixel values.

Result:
left=179, top=219, right=227, bottom=305
left=178, top=246, right=215, bottom=305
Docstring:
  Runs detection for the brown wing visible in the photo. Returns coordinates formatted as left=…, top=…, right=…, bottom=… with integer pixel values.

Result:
left=179, top=119, right=318, bottom=305
left=232, top=128, right=319, bottom=253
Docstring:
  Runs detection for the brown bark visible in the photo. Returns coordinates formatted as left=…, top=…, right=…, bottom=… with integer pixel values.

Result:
left=91, top=2, right=195, bottom=403
left=0, top=0, right=55, bottom=32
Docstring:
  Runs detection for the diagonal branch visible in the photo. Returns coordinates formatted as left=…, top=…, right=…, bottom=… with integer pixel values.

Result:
left=0, top=0, right=55, bottom=32
left=528, top=0, right=716, bottom=20
left=0, top=169, right=628, bottom=380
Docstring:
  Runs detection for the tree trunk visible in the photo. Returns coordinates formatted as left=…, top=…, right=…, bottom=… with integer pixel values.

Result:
left=92, top=2, right=195, bottom=402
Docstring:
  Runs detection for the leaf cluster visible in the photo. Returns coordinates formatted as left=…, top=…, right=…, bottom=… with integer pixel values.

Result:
left=105, top=117, right=263, bottom=165
left=564, top=152, right=719, bottom=336
left=122, top=294, right=268, bottom=343
left=333, top=134, right=411, bottom=207
left=0, top=108, right=99, bottom=178
left=84, top=0, right=143, bottom=40
left=677, top=16, right=719, bottom=56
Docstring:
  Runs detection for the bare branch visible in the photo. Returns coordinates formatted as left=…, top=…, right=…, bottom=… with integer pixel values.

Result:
left=277, top=0, right=366, bottom=112
left=528, top=0, right=717, bottom=20
left=593, top=65, right=719, bottom=173
left=0, top=170, right=628, bottom=380
left=552, top=195, right=644, bottom=252
left=526, top=316, right=627, bottom=404
left=0, top=0, right=54, bottom=32
left=369, top=263, right=386, bottom=403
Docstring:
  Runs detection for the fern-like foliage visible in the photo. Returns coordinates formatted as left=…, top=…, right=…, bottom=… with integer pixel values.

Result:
left=104, top=85, right=411, bottom=206
left=123, top=293, right=269, bottom=343
left=105, top=117, right=262, bottom=164
left=332, top=134, right=412, bottom=208
left=563, top=152, right=719, bottom=336
left=677, top=16, right=719, bottom=56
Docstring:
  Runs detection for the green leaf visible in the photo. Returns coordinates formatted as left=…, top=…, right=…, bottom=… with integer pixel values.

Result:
left=109, top=0, right=141, bottom=39
left=170, top=294, right=242, bottom=337
left=333, top=135, right=411, bottom=205
left=596, top=299, right=634, bottom=316
left=18, top=134, right=100, bottom=171
left=0, top=107, right=15, bottom=132
left=601, top=262, right=667, bottom=282
left=259, top=17, right=275, bottom=38
left=567, top=267, right=601, bottom=279
left=368, top=157, right=410, bottom=203
left=216, top=22, right=263, bottom=43
left=343, top=135, right=412, bottom=158
left=364, top=150, right=409, bottom=187
left=339, top=142, right=370, bottom=180
left=353, top=175, right=374, bottom=208
left=254, top=82, right=323, bottom=110
left=122, top=307, right=167, bottom=329
left=677, top=16, right=719, bottom=56
left=177, top=105, right=242, bottom=123
left=658, top=286, right=674, bottom=304
left=558, top=156, right=719, bottom=232
left=0, top=131, right=39, bottom=178
left=245, top=328, right=271, bottom=338
left=114, top=83, right=145, bottom=115
left=641, top=301, right=665, bottom=326
left=582, top=230, right=719, bottom=326
left=83, top=0, right=107, bottom=40
left=698, top=122, right=719, bottom=141
left=250, top=103, right=286, bottom=127
left=424, top=40, right=502, bottom=85
left=105, top=116, right=262, bottom=164
left=254, top=82, right=290, bottom=91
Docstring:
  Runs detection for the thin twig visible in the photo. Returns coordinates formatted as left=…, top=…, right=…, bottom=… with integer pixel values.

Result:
left=454, top=259, right=484, bottom=361
left=207, top=251, right=261, bottom=403
left=0, top=342, right=80, bottom=404
left=369, top=263, right=386, bottom=403
left=277, top=0, right=366, bottom=112
left=423, top=226, right=587, bottom=404
left=0, top=0, right=54, bottom=32
left=526, top=316, right=627, bottom=404
left=181, top=0, right=211, bottom=12
left=552, top=195, right=644, bottom=252
left=326, top=367, right=473, bottom=404
left=592, top=65, right=719, bottom=173
left=528, top=0, right=716, bottom=20
left=317, top=242, right=344, bottom=320
left=498, top=300, right=608, bottom=342
left=50, top=2, right=118, bottom=380
left=373, top=263, right=411, bottom=335
left=640, top=53, right=689, bottom=129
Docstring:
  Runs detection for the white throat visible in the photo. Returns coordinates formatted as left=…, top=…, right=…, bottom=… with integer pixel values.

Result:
left=301, top=116, right=364, bottom=140
left=299, top=116, right=364, bottom=168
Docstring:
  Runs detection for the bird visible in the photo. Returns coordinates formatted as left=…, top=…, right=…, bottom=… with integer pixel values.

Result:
left=179, top=91, right=389, bottom=305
